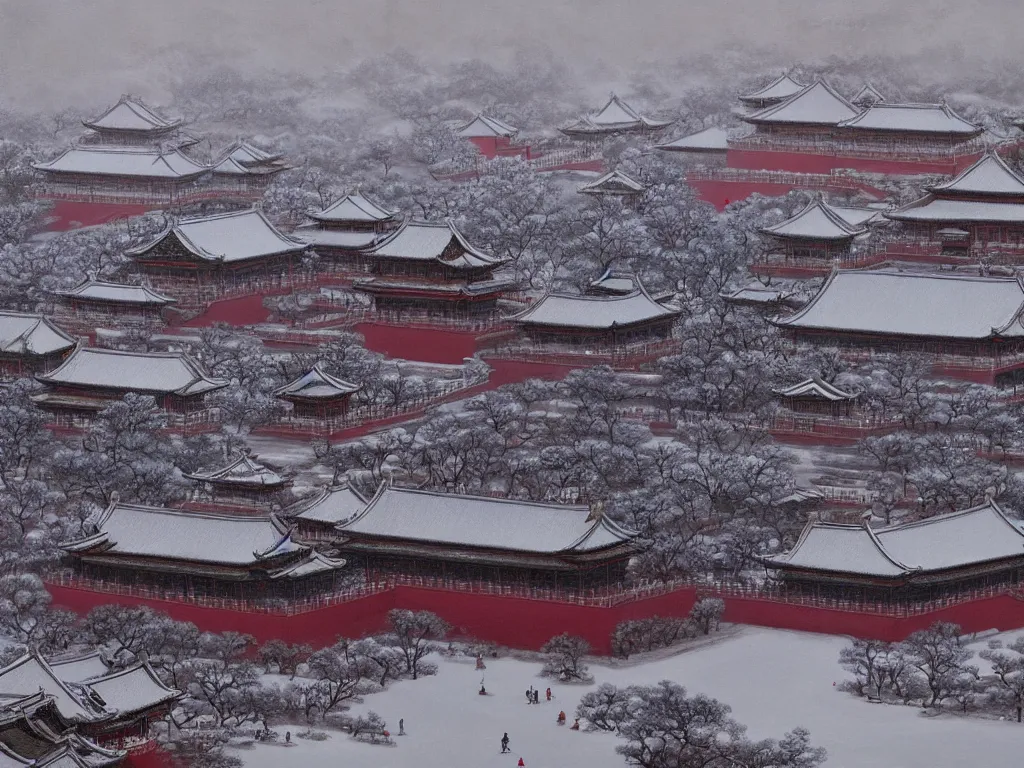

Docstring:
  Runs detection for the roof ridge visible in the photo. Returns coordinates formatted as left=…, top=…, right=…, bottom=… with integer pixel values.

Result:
left=374, top=485, right=591, bottom=511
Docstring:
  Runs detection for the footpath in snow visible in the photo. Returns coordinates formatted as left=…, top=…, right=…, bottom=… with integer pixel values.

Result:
left=235, top=627, right=1024, bottom=768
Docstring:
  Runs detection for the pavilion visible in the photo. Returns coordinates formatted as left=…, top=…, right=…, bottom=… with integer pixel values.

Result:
left=560, top=94, right=674, bottom=139
left=0, top=312, right=77, bottom=378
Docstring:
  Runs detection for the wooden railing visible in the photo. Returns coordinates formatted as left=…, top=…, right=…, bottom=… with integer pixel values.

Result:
left=48, top=570, right=1024, bottom=618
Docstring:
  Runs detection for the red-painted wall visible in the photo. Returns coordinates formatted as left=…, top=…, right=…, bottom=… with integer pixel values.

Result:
left=180, top=294, right=274, bottom=327
left=44, top=201, right=153, bottom=231
left=355, top=322, right=486, bottom=364
left=725, top=149, right=977, bottom=177
left=47, top=582, right=1024, bottom=655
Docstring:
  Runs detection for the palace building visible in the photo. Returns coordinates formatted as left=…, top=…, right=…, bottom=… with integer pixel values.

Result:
left=754, top=198, right=886, bottom=276
left=738, top=74, right=807, bottom=110
left=560, top=94, right=674, bottom=139
left=184, top=453, right=292, bottom=513
left=456, top=114, right=527, bottom=160
left=295, top=193, right=400, bottom=272
left=34, top=348, right=227, bottom=432
left=509, top=284, right=680, bottom=362
left=886, top=152, right=1024, bottom=262
left=0, top=313, right=76, bottom=378
left=0, top=691, right=126, bottom=767
left=333, top=486, right=639, bottom=591
left=771, top=269, right=1024, bottom=386
left=728, top=80, right=985, bottom=175
left=126, top=207, right=310, bottom=304
left=273, top=366, right=362, bottom=436
left=351, top=220, right=515, bottom=322
left=578, top=169, right=647, bottom=200
left=0, top=651, right=180, bottom=754
left=52, top=276, right=175, bottom=331
left=764, top=500, right=1024, bottom=602
left=59, top=501, right=347, bottom=604
left=285, top=483, right=368, bottom=543
left=33, top=96, right=289, bottom=229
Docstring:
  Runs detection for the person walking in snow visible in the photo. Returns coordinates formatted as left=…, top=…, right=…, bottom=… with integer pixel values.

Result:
left=501, top=733, right=510, bottom=753
left=399, top=719, right=405, bottom=736
left=518, top=758, right=525, bottom=767
left=557, top=711, right=566, bottom=725
left=545, top=687, right=551, bottom=701
left=533, top=690, right=540, bottom=704
left=525, top=688, right=532, bottom=704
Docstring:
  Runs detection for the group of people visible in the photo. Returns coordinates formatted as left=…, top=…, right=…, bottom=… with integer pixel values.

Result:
left=524, top=686, right=552, bottom=704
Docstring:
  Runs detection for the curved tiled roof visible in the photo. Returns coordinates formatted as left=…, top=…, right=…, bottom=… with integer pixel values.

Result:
left=772, top=269, right=1024, bottom=340
left=338, top=486, right=637, bottom=555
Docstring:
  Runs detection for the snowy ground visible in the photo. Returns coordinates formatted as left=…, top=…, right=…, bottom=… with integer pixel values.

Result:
left=234, top=627, right=1024, bottom=768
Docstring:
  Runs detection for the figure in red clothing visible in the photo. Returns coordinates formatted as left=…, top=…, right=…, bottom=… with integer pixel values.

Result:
left=570, top=718, right=580, bottom=731
left=557, top=711, right=566, bottom=725
left=545, top=688, right=552, bottom=701
left=518, top=758, right=525, bottom=767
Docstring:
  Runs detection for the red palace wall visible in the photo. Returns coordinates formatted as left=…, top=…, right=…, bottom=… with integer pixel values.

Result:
left=43, top=201, right=153, bottom=231
left=179, top=294, right=275, bottom=327
left=725, top=148, right=980, bottom=177
left=46, top=582, right=1024, bottom=655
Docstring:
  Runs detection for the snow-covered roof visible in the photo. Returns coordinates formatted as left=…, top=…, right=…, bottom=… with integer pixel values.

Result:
left=47, top=653, right=109, bottom=684
left=745, top=81, right=860, bottom=126
left=308, top=193, right=398, bottom=224
left=830, top=206, right=886, bottom=227
left=589, top=270, right=638, bottom=296
left=720, top=285, right=790, bottom=305
left=274, top=365, right=361, bottom=400
left=269, top=551, right=347, bottom=579
left=224, top=140, right=282, bottom=165
left=128, top=208, right=308, bottom=264
left=760, top=199, right=867, bottom=241
left=54, top=278, right=174, bottom=306
left=293, top=228, right=381, bottom=250
left=37, top=348, right=227, bottom=396
left=770, top=501, right=1024, bottom=577
left=838, top=103, right=981, bottom=135
left=561, top=95, right=674, bottom=135
left=82, top=96, right=181, bottom=133
left=293, top=227, right=381, bottom=250
left=290, top=484, right=368, bottom=526
left=739, top=74, right=807, bottom=104
left=457, top=114, right=518, bottom=138
left=61, top=503, right=302, bottom=566
left=578, top=169, right=646, bottom=195
left=0, top=656, right=104, bottom=723
left=0, top=313, right=76, bottom=357
left=655, top=127, right=729, bottom=152
left=772, top=269, right=1024, bottom=340
left=32, top=146, right=207, bottom=179
left=769, top=523, right=911, bottom=577
left=886, top=198, right=1024, bottom=224
left=592, top=94, right=642, bottom=125
left=772, top=377, right=857, bottom=401
left=852, top=84, right=886, bottom=106
left=83, top=664, right=179, bottom=717
left=928, top=152, right=1024, bottom=196
left=366, top=220, right=502, bottom=270
left=184, top=454, right=287, bottom=488
left=875, top=501, right=1024, bottom=572
left=514, top=286, right=680, bottom=330
left=338, top=487, right=637, bottom=554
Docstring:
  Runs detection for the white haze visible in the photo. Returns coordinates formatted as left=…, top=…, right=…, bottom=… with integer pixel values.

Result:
left=1, top=0, right=1023, bottom=109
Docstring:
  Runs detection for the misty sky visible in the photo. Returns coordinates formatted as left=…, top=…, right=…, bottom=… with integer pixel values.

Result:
left=1, top=0, right=1022, bottom=108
